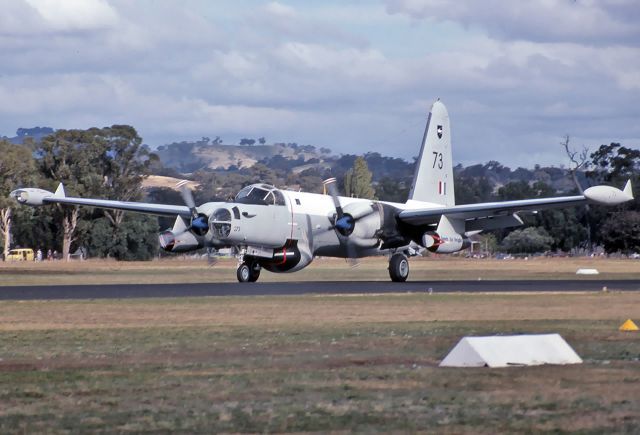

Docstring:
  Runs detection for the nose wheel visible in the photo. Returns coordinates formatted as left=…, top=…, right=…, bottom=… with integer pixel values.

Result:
left=237, top=259, right=261, bottom=282
left=389, top=253, right=409, bottom=282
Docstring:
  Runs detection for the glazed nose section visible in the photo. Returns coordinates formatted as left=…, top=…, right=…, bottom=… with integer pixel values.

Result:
left=210, top=207, right=233, bottom=239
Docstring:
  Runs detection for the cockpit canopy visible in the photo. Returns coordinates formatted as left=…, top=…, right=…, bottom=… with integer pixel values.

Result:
left=234, top=184, right=286, bottom=206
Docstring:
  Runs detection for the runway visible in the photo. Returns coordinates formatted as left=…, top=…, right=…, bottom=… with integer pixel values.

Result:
left=0, top=279, right=639, bottom=300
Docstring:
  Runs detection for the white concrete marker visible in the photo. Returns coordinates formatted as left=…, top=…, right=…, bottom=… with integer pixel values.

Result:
left=576, top=268, right=599, bottom=275
left=440, top=334, right=582, bottom=368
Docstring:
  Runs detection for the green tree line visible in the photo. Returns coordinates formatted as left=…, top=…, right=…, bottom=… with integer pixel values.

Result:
left=1, top=126, right=159, bottom=260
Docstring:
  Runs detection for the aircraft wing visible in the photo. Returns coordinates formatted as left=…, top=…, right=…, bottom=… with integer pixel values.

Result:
left=398, top=195, right=586, bottom=226
left=399, top=180, right=634, bottom=227
left=10, top=184, right=192, bottom=218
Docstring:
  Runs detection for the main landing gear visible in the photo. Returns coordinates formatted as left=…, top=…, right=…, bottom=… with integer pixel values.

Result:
left=237, top=257, right=261, bottom=283
left=388, top=253, right=409, bottom=282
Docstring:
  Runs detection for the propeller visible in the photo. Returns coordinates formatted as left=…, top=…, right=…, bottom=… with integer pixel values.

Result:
left=322, top=178, right=360, bottom=266
left=206, top=247, right=218, bottom=266
left=176, top=180, right=209, bottom=235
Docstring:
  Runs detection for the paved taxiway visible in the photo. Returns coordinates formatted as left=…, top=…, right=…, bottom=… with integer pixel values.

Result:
left=0, top=280, right=639, bottom=300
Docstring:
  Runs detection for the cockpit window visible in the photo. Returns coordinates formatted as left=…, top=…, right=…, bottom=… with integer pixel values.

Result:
left=273, top=190, right=286, bottom=206
left=234, top=184, right=286, bottom=206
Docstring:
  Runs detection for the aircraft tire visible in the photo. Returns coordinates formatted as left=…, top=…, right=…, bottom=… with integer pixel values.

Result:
left=248, top=262, right=261, bottom=282
left=389, top=253, right=409, bottom=282
left=237, top=262, right=252, bottom=282
left=237, top=260, right=261, bottom=282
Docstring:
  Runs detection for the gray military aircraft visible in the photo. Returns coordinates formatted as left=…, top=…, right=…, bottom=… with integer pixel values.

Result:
left=10, top=100, right=634, bottom=282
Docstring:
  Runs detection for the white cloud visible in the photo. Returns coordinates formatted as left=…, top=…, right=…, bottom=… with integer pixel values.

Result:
left=264, top=1, right=297, bottom=18
left=0, top=0, right=120, bottom=34
left=0, top=0, right=638, bottom=169
left=385, top=0, right=640, bottom=45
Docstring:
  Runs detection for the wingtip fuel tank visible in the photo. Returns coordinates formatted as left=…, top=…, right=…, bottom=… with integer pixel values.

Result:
left=9, top=188, right=54, bottom=206
left=583, top=180, right=634, bottom=205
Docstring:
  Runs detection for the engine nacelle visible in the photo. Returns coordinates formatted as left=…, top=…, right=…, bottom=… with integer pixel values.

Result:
left=9, top=188, right=54, bottom=206
left=158, top=230, right=203, bottom=253
left=422, top=231, right=470, bottom=253
left=259, top=240, right=313, bottom=273
left=341, top=202, right=384, bottom=248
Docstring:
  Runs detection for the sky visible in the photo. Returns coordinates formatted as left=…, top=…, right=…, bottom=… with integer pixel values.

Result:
left=1, top=0, right=638, bottom=168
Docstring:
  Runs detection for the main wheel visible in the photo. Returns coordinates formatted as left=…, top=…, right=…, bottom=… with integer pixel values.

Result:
left=237, top=262, right=251, bottom=282
left=237, top=260, right=261, bottom=282
left=389, top=253, right=409, bottom=282
left=248, top=262, right=261, bottom=282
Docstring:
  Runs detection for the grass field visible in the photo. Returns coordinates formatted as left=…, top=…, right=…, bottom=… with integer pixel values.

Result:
left=1, top=258, right=639, bottom=432
left=1, top=290, right=640, bottom=433
left=1, top=256, right=639, bottom=285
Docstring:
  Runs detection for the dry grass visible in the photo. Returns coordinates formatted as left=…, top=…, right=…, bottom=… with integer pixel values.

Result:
left=0, top=292, right=637, bottom=331
left=1, top=256, right=639, bottom=286
left=1, top=256, right=639, bottom=432
left=0, top=293, right=639, bottom=432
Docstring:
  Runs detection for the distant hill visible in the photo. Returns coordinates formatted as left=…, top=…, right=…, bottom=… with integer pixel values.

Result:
left=155, top=138, right=331, bottom=173
left=154, top=137, right=582, bottom=199
left=141, top=175, right=198, bottom=191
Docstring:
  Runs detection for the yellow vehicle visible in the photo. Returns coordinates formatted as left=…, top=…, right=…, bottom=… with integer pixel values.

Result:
left=5, top=248, right=35, bottom=261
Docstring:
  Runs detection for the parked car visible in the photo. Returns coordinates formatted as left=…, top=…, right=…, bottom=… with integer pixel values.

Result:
left=5, top=248, right=35, bottom=261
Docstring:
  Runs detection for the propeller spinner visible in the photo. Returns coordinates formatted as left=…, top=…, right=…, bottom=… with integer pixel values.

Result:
left=322, top=177, right=378, bottom=266
left=176, top=180, right=209, bottom=236
left=323, top=178, right=355, bottom=236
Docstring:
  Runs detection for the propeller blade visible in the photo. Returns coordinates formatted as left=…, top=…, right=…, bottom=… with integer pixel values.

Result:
left=323, top=178, right=344, bottom=219
left=322, top=178, right=360, bottom=266
left=206, top=247, right=218, bottom=266
left=176, top=180, right=197, bottom=218
left=345, top=241, right=359, bottom=268
left=176, top=180, right=209, bottom=235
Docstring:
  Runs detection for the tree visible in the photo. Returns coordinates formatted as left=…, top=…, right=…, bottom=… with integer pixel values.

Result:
left=587, top=143, right=640, bottom=188
left=239, top=138, right=256, bottom=146
left=376, top=177, right=409, bottom=203
left=37, top=126, right=156, bottom=260
left=501, top=227, right=554, bottom=254
left=344, top=156, right=376, bottom=199
left=586, top=143, right=640, bottom=253
left=560, top=135, right=592, bottom=249
left=84, top=214, right=158, bottom=260
left=94, top=125, right=154, bottom=228
left=454, top=176, right=493, bottom=205
left=598, top=211, right=640, bottom=254
left=38, top=129, right=101, bottom=259
left=0, top=140, right=38, bottom=258
left=258, top=137, right=266, bottom=145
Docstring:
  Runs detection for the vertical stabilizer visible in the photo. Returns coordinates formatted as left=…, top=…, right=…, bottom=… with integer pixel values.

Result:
left=408, top=100, right=455, bottom=206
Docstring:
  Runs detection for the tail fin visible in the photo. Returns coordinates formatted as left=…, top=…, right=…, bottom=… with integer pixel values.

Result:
left=407, top=100, right=455, bottom=206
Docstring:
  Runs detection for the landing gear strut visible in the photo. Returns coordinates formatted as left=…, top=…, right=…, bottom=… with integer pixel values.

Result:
left=237, top=258, right=261, bottom=282
left=388, top=253, right=409, bottom=282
